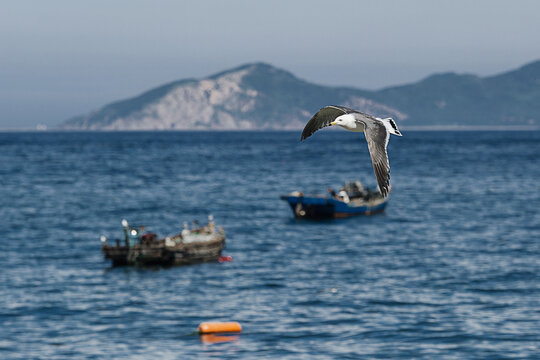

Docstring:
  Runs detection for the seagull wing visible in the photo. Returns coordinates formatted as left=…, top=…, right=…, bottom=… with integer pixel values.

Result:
left=300, top=105, right=356, bottom=141
left=363, top=119, right=391, bottom=197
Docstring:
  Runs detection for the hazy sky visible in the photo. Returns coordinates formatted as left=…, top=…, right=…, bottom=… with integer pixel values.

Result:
left=1, top=0, right=539, bottom=128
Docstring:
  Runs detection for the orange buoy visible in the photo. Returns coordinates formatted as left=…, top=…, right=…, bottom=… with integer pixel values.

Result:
left=198, top=321, right=242, bottom=334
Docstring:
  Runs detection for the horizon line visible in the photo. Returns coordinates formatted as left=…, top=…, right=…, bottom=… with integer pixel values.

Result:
left=1, top=125, right=539, bottom=133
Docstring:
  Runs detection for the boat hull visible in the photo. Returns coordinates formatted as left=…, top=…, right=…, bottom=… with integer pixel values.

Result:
left=281, top=195, right=387, bottom=219
left=102, top=233, right=225, bottom=267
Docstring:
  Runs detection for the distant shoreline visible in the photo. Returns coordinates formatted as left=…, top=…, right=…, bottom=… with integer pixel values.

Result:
left=1, top=126, right=539, bottom=133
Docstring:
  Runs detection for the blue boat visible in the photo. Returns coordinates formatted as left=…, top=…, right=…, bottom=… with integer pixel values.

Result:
left=281, top=181, right=388, bottom=219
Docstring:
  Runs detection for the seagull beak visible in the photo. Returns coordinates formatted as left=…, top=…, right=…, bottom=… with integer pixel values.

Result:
left=330, top=121, right=337, bottom=126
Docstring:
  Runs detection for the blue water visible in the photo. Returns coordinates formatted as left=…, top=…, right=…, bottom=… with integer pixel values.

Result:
left=1, top=130, right=539, bottom=359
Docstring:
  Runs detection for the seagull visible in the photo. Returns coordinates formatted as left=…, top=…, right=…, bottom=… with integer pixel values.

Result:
left=301, top=105, right=402, bottom=197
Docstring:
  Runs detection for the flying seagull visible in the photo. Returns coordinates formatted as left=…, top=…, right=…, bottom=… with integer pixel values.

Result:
left=301, top=105, right=402, bottom=197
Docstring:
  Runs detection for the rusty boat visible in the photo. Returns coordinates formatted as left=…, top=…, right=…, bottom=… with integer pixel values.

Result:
left=101, top=216, right=226, bottom=267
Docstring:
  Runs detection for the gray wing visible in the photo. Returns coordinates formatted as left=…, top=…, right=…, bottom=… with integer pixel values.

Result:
left=363, top=120, right=391, bottom=197
left=300, top=105, right=356, bottom=141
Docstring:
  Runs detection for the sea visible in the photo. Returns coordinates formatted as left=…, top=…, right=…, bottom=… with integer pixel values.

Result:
left=1, top=130, right=539, bottom=359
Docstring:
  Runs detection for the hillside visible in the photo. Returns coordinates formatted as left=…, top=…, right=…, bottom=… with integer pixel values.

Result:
left=369, top=60, right=540, bottom=126
left=59, top=61, right=540, bottom=130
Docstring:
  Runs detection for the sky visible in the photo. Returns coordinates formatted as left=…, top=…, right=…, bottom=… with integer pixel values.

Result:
left=1, top=0, right=539, bottom=129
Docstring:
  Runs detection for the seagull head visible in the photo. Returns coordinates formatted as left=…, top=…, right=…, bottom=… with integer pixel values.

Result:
left=330, top=114, right=357, bottom=131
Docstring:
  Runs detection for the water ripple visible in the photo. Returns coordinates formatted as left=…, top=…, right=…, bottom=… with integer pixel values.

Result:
left=0, top=131, right=539, bottom=359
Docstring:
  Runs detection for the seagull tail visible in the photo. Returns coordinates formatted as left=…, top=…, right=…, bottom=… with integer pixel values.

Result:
left=381, top=118, right=402, bottom=136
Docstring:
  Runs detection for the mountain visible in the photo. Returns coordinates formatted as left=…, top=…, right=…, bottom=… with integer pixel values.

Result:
left=368, top=60, right=540, bottom=126
left=59, top=61, right=540, bottom=130
left=59, top=63, right=404, bottom=130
